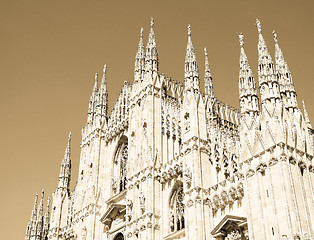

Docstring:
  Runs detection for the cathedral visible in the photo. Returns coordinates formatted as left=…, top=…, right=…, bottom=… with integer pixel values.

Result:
left=25, top=18, right=314, bottom=240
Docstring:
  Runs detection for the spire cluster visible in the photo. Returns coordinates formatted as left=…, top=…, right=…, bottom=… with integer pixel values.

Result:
left=25, top=190, right=50, bottom=240
left=87, top=65, right=108, bottom=125
left=25, top=19, right=313, bottom=240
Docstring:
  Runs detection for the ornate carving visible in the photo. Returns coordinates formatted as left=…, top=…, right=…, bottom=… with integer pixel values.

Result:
left=289, top=156, right=296, bottom=165
left=246, top=169, right=255, bottom=178
left=256, top=162, right=267, bottom=174
left=139, top=192, right=145, bottom=214
left=226, top=228, right=242, bottom=240
left=184, top=112, right=190, bottom=132
left=183, top=168, right=192, bottom=185
left=112, top=178, right=117, bottom=193
left=269, top=157, right=278, bottom=167
left=170, top=186, right=185, bottom=232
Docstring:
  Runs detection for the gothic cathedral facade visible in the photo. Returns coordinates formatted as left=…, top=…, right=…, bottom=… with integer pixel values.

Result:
left=25, top=19, right=314, bottom=240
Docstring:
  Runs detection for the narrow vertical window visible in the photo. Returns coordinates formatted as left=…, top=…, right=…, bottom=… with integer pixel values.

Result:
left=119, top=144, right=128, bottom=192
left=170, top=184, right=185, bottom=232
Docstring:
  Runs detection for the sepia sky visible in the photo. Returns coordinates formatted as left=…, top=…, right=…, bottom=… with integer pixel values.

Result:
left=1, top=0, right=314, bottom=239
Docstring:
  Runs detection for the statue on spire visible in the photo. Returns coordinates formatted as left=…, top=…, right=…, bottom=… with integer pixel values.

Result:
left=238, top=32, right=244, bottom=47
left=256, top=19, right=262, bottom=33
left=150, top=17, right=154, bottom=28
left=187, top=24, right=191, bottom=37
left=273, top=30, right=278, bottom=43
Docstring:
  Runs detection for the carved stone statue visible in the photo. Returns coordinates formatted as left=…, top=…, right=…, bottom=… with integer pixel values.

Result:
left=139, top=192, right=145, bottom=213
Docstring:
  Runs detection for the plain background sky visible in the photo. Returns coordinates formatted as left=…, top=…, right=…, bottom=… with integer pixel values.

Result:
left=1, top=0, right=314, bottom=239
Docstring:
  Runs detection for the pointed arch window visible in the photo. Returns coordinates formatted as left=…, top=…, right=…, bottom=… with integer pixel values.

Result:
left=169, top=183, right=185, bottom=233
left=112, top=136, right=128, bottom=194
left=119, top=144, right=128, bottom=192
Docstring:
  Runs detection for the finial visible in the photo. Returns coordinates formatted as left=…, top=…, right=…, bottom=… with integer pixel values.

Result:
left=256, top=19, right=262, bottom=34
left=150, top=17, right=154, bottom=28
left=187, top=24, right=191, bottom=37
left=103, top=64, right=107, bottom=74
left=204, top=47, right=208, bottom=57
left=41, top=188, right=44, bottom=197
left=140, top=27, right=143, bottom=38
left=238, top=32, right=244, bottom=47
left=273, top=30, right=278, bottom=44
left=68, top=132, right=72, bottom=142
left=95, top=72, right=98, bottom=80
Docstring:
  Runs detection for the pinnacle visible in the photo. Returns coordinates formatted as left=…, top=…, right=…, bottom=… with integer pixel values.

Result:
left=204, top=47, right=213, bottom=97
left=145, top=17, right=158, bottom=74
left=204, top=47, right=210, bottom=71
left=302, top=100, right=312, bottom=128
left=184, top=24, right=200, bottom=93
left=93, top=72, right=98, bottom=91
left=238, top=31, right=258, bottom=114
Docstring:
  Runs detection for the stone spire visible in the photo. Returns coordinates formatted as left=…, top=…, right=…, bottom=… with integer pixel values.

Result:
left=30, top=193, right=38, bottom=240
left=25, top=193, right=38, bottom=240
left=238, top=33, right=259, bottom=114
left=204, top=47, right=214, bottom=97
left=95, top=65, right=108, bottom=121
left=42, top=197, right=50, bottom=240
left=184, top=24, right=200, bottom=93
left=134, top=28, right=145, bottom=82
left=25, top=217, right=32, bottom=240
left=36, top=189, right=44, bottom=240
left=273, top=30, right=298, bottom=110
left=37, top=189, right=44, bottom=219
left=58, top=132, right=72, bottom=190
left=302, top=100, right=312, bottom=129
left=145, top=17, right=158, bottom=75
left=87, top=73, right=99, bottom=122
left=256, top=19, right=280, bottom=103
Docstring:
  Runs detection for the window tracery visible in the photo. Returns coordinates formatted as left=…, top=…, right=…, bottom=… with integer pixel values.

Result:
left=119, top=144, right=128, bottom=192
left=169, top=185, right=185, bottom=233
left=112, top=136, right=128, bottom=195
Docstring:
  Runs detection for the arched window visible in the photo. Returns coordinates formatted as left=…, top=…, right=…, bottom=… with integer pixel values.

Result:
left=119, top=144, right=128, bottom=192
left=112, top=136, right=128, bottom=194
left=169, top=183, right=185, bottom=232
